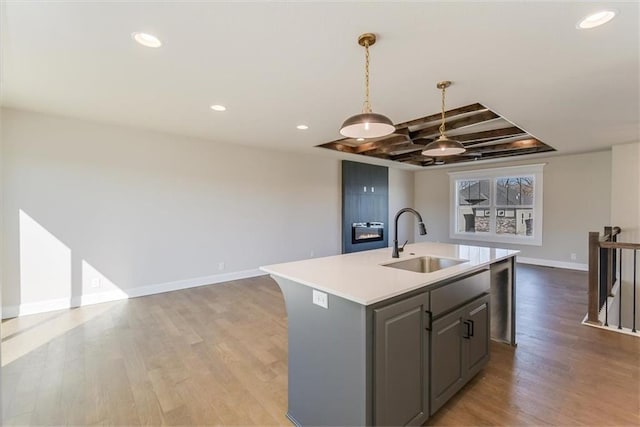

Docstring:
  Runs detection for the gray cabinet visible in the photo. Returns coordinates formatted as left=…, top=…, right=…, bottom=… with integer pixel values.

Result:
left=430, top=294, right=490, bottom=415
left=374, top=292, right=430, bottom=426
left=373, top=270, right=492, bottom=424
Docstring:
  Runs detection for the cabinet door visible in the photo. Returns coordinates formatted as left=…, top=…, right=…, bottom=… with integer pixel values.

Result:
left=465, top=295, right=490, bottom=378
left=370, top=164, right=389, bottom=196
left=374, top=292, right=430, bottom=426
left=371, top=194, right=387, bottom=223
left=430, top=306, right=465, bottom=415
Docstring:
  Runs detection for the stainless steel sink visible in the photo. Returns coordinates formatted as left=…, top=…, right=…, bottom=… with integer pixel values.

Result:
left=381, top=256, right=465, bottom=273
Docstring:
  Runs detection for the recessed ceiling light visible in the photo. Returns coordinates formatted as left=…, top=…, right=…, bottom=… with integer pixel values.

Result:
left=356, top=138, right=365, bottom=142
left=296, top=125, right=309, bottom=130
left=132, top=32, right=162, bottom=48
left=210, top=104, right=227, bottom=112
left=577, top=10, right=616, bottom=29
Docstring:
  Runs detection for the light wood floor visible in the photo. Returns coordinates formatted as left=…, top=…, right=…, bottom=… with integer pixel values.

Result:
left=2, top=265, right=639, bottom=426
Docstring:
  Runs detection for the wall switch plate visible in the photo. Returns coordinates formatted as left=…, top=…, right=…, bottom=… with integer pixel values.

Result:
left=312, top=289, right=328, bottom=309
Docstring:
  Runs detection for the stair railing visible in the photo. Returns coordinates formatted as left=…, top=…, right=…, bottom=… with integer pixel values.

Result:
left=587, top=226, right=638, bottom=333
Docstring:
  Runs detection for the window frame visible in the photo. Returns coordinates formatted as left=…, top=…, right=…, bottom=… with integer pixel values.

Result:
left=448, top=164, right=544, bottom=246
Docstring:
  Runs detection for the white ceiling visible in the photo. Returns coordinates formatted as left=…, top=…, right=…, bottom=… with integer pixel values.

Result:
left=1, top=1, right=638, bottom=168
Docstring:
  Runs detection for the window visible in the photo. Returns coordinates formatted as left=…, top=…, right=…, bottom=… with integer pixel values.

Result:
left=449, top=164, right=544, bottom=246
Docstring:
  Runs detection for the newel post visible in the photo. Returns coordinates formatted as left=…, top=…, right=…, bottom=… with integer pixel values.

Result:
left=587, top=231, right=601, bottom=324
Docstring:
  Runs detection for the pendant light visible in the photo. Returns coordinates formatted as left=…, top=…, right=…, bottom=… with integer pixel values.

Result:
left=421, top=81, right=466, bottom=156
left=340, top=33, right=395, bottom=139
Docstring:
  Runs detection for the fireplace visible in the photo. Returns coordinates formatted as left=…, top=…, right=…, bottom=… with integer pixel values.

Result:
left=352, top=222, right=384, bottom=244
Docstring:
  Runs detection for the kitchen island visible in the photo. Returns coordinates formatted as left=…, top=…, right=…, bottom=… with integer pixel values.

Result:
left=260, top=242, right=518, bottom=426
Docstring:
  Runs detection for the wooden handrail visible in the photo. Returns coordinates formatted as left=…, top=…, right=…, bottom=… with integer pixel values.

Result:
left=599, top=241, right=640, bottom=250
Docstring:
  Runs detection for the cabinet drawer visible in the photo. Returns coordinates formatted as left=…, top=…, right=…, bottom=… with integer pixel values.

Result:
left=431, top=270, right=490, bottom=318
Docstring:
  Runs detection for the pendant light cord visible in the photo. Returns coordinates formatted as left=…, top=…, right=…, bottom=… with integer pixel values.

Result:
left=439, top=85, right=446, bottom=136
left=363, top=40, right=371, bottom=113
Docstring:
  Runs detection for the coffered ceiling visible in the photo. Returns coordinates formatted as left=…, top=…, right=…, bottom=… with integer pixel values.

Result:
left=318, top=103, right=555, bottom=167
left=1, top=2, right=638, bottom=169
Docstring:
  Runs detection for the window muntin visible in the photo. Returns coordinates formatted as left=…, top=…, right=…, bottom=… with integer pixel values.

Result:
left=495, top=176, right=534, bottom=237
left=455, top=179, right=490, bottom=234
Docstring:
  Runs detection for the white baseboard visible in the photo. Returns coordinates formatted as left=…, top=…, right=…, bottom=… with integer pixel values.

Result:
left=126, top=268, right=265, bottom=298
left=517, top=257, right=588, bottom=271
left=76, top=289, right=130, bottom=307
left=2, top=297, right=73, bottom=319
left=581, top=313, right=640, bottom=338
left=1, top=268, right=266, bottom=319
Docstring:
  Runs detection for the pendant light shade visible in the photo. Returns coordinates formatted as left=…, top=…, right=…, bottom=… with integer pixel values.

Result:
left=421, top=135, right=467, bottom=156
left=422, top=81, right=466, bottom=157
left=340, top=112, right=395, bottom=139
left=339, top=33, right=395, bottom=139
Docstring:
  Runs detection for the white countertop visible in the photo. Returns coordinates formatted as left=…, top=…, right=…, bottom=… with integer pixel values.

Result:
left=260, top=242, right=518, bottom=306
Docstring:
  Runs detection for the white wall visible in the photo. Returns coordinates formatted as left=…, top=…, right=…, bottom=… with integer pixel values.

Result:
left=4, top=106, right=616, bottom=320
left=610, top=142, right=640, bottom=329
left=2, top=108, right=346, bottom=316
left=414, top=151, right=612, bottom=268
left=0, top=109, right=4, bottom=370
left=611, top=142, right=640, bottom=243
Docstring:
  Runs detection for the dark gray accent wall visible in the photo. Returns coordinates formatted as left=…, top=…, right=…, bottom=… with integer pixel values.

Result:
left=342, top=161, right=389, bottom=253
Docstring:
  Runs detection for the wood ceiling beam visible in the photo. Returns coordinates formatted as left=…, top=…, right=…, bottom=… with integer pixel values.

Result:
left=401, top=159, right=435, bottom=167
left=396, top=141, right=544, bottom=159
left=362, top=142, right=426, bottom=156
left=409, top=110, right=500, bottom=140
left=465, top=139, right=544, bottom=155
left=405, top=141, right=554, bottom=167
left=353, top=134, right=410, bottom=154
left=437, top=145, right=554, bottom=166
left=395, top=153, right=435, bottom=163
left=456, top=126, right=526, bottom=144
left=316, top=142, right=355, bottom=153
left=390, top=153, right=416, bottom=161
left=319, top=128, right=411, bottom=154
left=394, top=103, right=487, bottom=130
left=404, top=159, right=435, bottom=167
left=475, top=145, right=554, bottom=158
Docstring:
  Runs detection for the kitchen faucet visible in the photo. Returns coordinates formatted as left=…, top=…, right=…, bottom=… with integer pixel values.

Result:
left=392, top=208, right=427, bottom=258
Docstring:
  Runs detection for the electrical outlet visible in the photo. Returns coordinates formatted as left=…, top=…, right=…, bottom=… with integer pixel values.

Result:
left=312, top=289, right=328, bottom=309
left=570, top=253, right=577, bottom=261
left=310, top=250, right=315, bottom=257
left=91, top=278, right=101, bottom=288
left=218, top=262, right=225, bottom=271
